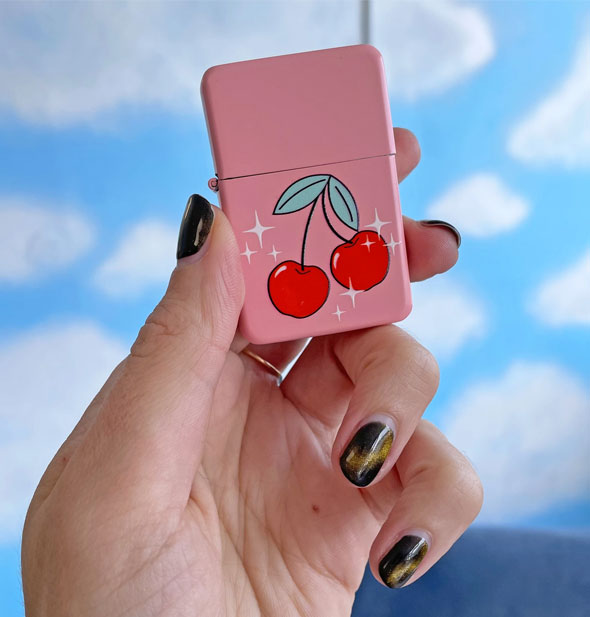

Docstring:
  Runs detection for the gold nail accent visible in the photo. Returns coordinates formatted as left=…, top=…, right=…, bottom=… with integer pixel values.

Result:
left=339, top=421, right=393, bottom=487
left=379, top=535, right=428, bottom=589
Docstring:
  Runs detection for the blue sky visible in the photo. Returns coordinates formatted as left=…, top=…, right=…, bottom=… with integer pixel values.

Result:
left=1, top=1, right=589, bottom=613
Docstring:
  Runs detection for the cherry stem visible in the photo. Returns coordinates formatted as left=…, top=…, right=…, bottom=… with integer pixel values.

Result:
left=321, top=187, right=351, bottom=244
left=300, top=197, right=318, bottom=269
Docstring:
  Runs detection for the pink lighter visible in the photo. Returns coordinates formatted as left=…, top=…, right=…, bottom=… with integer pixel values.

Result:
left=201, top=44, right=411, bottom=345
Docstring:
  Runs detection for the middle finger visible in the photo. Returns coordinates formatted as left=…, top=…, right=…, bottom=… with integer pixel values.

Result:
left=331, top=325, right=440, bottom=487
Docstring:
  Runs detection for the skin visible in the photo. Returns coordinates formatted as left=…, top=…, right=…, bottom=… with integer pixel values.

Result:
left=21, top=129, right=483, bottom=617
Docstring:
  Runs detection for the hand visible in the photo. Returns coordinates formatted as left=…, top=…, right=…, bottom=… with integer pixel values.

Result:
left=22, top=129, right=482, bottom=617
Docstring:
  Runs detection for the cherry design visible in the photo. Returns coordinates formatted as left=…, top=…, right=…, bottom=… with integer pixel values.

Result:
left=268, top=261, right=330, bottom=319
left=267, top=174, right=392, bottom=319
left=331, top=230, right=389, bottom=291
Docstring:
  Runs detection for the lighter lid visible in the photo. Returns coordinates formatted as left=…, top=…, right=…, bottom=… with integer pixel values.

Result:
left=201, top=45, right=395, bottom=180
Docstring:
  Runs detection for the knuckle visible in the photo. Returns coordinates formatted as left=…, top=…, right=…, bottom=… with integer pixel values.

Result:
left=405, top=341, right=440, bottom=399
left=131, top=297, right=194, bottom=359
left=344, top=326, right=440, bottom=402
left=218, top=241, right=246, bottom=311
left=446, top=449, right=484, bottom=520
left=205, top=251, right=245, bottom=346
left=416, top=421, right=484, bottom=520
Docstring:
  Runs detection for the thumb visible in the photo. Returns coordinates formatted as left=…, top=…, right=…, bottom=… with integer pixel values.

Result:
left=79, top=195, right=244, bottom=496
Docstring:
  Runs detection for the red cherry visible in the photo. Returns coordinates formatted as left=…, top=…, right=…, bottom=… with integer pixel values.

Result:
left=330, top=230, right=390, bottom=291
left=268, top=260, right=330, bottom=318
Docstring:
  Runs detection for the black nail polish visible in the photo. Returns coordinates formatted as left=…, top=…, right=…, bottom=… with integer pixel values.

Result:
left=339, top=421, right=394, bottom=487
left=379, top=535, right=428, bottom=589
left=419, top=219, right=461, bottom=248
left=177, top=194, right=215, bottom=260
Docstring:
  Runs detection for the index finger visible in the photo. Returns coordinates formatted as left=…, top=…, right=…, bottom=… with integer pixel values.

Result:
left=393, top=127, right=421, bottom=182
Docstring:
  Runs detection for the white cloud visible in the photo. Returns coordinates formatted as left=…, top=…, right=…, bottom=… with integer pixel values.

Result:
left=94, top=219, right=177, bottom=298
left=0, top=1, right=493, bottom=126
left=0, top=2, right=356, bottom=126
left=425, top=173, right=530, bottom=237
left=443, top=362, right=590, bottom=524
left=402, top=278, right=487, bottom=358
left=529, top=250, right=590, bottom=326
left=0, top=322, right=127, bottom=541
left=508, top=29, right=590, bottom=169
left=375, top=0, right=494, bottom=100
left=0, top=196, right=94, bottom=282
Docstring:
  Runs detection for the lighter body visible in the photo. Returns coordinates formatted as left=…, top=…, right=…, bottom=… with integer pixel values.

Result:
left=201, top=45, right=411, bottom=344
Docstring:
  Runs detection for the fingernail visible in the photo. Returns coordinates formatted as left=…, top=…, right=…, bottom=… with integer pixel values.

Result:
left=379, top=534, right=429, bottom=589
left=177, top=194, right=215, bottom=260
left=339, top=421, right=394, bottom=487
left=419, top=220, right=461, bottom=248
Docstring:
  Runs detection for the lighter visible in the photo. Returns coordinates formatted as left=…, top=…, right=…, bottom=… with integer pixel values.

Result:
left=201, top=45, right=411, bottom=344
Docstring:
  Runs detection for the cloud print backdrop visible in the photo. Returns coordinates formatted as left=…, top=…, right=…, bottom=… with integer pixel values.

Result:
left=0, top=1, right=589, bottom=611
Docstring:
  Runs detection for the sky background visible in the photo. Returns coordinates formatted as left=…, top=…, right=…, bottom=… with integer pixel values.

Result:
left=1, top=0, right=589, bottom=613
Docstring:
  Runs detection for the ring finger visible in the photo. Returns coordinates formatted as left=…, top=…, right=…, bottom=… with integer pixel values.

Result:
left=369, top=419, right=483, bottom=588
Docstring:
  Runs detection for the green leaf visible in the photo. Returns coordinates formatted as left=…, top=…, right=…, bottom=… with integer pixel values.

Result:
left=328, top=176, right=358, bottom=231
left=274, top=175, right=329, bottom=214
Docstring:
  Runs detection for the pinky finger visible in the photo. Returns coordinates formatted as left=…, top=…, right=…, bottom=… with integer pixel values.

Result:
left=369, top=420, right=483, bottom=589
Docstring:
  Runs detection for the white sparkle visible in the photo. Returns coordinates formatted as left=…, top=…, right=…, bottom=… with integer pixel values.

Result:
left=385, top=233, right=402, bottom=255
left=244, top=210, right=274, bottom=248
left=267, top=245, right=282, bottom=262
left=332, top=305, right=345, bottom=321
left=361, top=236, right=375, bottom=251
left=366, top=209, right=391, bottom=237
left=240, top=242, right=257, bottom=264
left=340, top=279, right=362, bottom=309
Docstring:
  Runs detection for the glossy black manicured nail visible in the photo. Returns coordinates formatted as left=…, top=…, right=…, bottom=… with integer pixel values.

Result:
left=379, top=535, right=429, bottom=589
left=339, top=421, right=394, bottom=487
left=177, top=194, right=215, bottom=260
left=419, top=219, right=461, bottom=248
